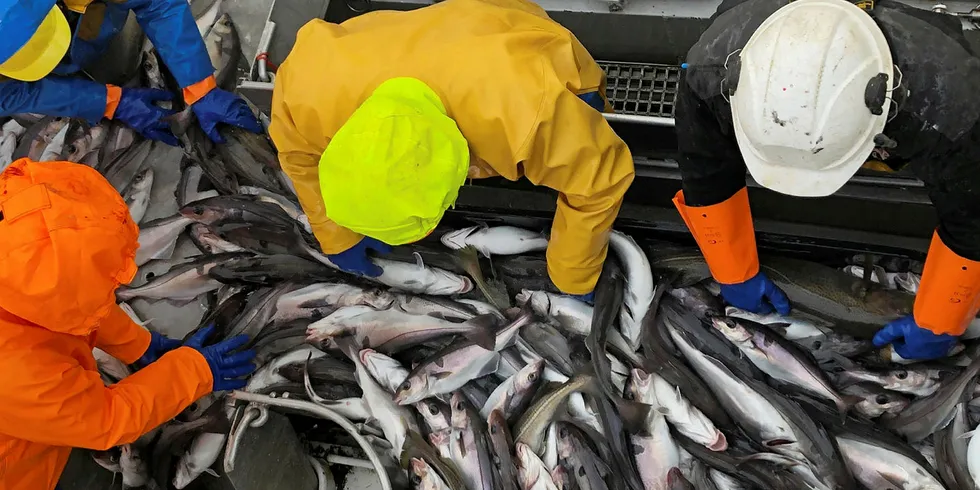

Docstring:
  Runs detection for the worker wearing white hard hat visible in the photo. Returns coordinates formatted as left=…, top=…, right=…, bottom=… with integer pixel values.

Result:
left=675, top=0, right=980, bottom=360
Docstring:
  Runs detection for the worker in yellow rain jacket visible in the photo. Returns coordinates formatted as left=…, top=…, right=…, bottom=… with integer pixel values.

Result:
left=269, top=0, right=635, bottom=301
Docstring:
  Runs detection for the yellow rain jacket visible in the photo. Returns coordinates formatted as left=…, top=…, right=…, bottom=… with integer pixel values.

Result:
left=269, top=0, right=635, bottom=294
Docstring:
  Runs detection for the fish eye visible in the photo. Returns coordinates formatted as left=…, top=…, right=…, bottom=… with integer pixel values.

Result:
left=410, top=474, right=421, bottom=485
left=490, top=425, right=498, bottom=434
left=895, top=371, right=908, bottom=380
left=811, top=340, right=822, bottom=349
left=559, top=427, right=568, bottom=438
left=427, top=403, right=439, bottom=415
left=399, top=381, right=412, bottom=391
left=193, top=206, right=204, bottom=214
left=528, top=372, right=537, bottom=381
left=455, top=401, right=465, bottom=411
left=875, top=395, right=889, bottom=404
left=624, top=391, right=635, bottom=401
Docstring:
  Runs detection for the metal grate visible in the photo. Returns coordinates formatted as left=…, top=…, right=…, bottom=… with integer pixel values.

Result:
left=598, top=61, right=681, bottom=119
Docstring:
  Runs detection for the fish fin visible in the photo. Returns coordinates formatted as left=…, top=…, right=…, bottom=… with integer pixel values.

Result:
left=431, top=371, right=455, bottom=380
left=838, top=395, right=864, bottom=420
left=734, top=452, right=801, bottom=467
left=204, top=468, right=220, bottom=478
left=958, top=429, right=976, bottom=440
left=413, top=252, right=425, bottom=270
left=165, top=297, right=200, bottom=307
left=879, top=472, right=908, bottom=489
left=462, top=313, right=500, bottom=351
left=766, top=322, right=792, bottom=334
left=612, top=397, right=652, bottom=434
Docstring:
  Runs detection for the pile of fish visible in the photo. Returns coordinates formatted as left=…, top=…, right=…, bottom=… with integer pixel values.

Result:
left=12, top=8, right=979, bottom=489
left=99, top=190, right=980, bottom=490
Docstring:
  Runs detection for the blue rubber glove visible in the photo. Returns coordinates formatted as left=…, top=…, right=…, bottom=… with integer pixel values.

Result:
left=191, top=88, right=264, bottom=144
left=136, top=331, right=182, bottom=367
left=568, top=291, right=596, bottom=305
left=114, top=88, right=179, bottom=146
left=718, top=272, right=791, bottom=315
left=328, top=237, right=393, bottom=277
left=183, top=324, right=257, bottom=392
left=873, top=315, right=958, bottom=360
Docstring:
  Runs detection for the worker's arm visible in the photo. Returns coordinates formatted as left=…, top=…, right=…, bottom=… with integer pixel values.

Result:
left=0, top=347, right=211, bottom=450
left=94, top=304, right=151, bottom=365
left=672, top=72, right=789, bottom=314
left=0, top=77, right=111, bottom=123
left=519, top=89, right=635, bottom=294
left=113, top=0, right=213, bottom=91
left=905, top=124, right=980, bottom=337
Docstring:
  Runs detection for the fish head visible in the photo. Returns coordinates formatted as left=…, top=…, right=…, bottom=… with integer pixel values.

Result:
left=514, top=359, right=545, bottom=393
left=516, top=289, right=552, bottom=317
left=710, top=317, right=752, bottom=343
left=360, top=348, right=407, bottom=388
left=863, top=391, right=910, bottom=418
left=417, top=400, right=452, bottom=432
left=555, top=422, right=577, bottom=458
left=487, top=409, right=508, bottom=436
left=172, top=459, right=196, bottom=489
left=429, top=269, right=474, bottom=295
left=882, top=368, right=937, bottom=392
left=91, top=448, right=122, bottom=473
left=440, top=226, right=479, bottom=250
left=409, top=458, right=431, bottom=488
left=131, top=168, right=154, bottom=190
left=626, top=368, right=653, bottom=403
left=449, top=391, right=473, bottom=429
left=393, top=374, right=430, bottom=406
left=364, top=289, right=396, bottom=309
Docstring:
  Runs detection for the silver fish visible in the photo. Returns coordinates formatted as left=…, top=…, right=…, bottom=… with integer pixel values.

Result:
left=119, top=444, right=150, bottom=490
left=272, top=282, right=395, bottom=324
left=394, top=309, right=533, bottom=405
left=65, top=124, right=108, bottom=164
left=238, top=186, right=311, bottom=232
left=441, top=225, right=548, bottom=256
left=394, top=294, right=485, bottom=322
left=557, top=421, right=614, bottom=490
left=516, top=442, right=559, bottom=490
left=307, top=306, right=497, bottom=353
left=935, top=403, right=975, bottom=490
left=361, top=348, right=410, bottom=394
left=514, top=375, right=597, bottom=454
left=628, top=368, right=726, bottom=451
left=124, top=167, right=154, bottom=224
left=37, top=121, right=70, bottom=162
left=630, top=414, right=679, bottom=490
left=20, top=117, right=68, bottom=161
left=205, top=14, right=241, bottom=90
left=839, top=383, right=909, bottom=419
left=830, top=359, right=949, bottom=398
left=517, top=289, right=593, bottom=336
left=373, top=257, right=474, bottom=296
left=608, top=231, right=656, bottom=351
left=103, top=140, right=154, bottom=194
left=710, top=316, right=852, bottom=416
left=135, top=215, right=193, bottom=266
left=188, top=223, right=245, bottom=254
left=411, top=457, right=451, bottom=490
left=836, top=435, right=946, bottom=490
left=449, top=392, right=496, bottom=490
left=117, top=253, right=250, bottom=302
left=489, top=409, right=520, bottom=490
left=481, top=359, right=544, bottom=421
left=884, top=356, right=980, bottom=442
left=173, top=432, right=224, bottom=488
left=339, top=338, right=419, bottom=457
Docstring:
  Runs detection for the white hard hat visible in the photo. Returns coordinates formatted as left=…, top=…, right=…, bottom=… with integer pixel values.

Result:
left=731, top=0, right=893, bottom=197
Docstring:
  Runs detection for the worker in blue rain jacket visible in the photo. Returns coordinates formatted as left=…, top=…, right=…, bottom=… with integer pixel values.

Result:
left=674, top=0, right=980, bottom=360
left=0, top=0, right=262, bottom=145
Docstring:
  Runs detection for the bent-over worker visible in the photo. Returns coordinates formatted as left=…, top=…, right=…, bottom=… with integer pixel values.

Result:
left=0, top=159, right=255, bottom=490
left=675, top=0, right=980, bottom=360
left=269, top=0, right=635, bottom=302
left=0, top=0, right=262, bottom=145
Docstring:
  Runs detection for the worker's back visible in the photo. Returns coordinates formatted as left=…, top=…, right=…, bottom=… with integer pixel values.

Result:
left=271, top=0, right=607, bottom=174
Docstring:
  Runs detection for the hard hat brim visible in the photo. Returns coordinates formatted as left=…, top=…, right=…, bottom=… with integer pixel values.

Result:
left=743, top=152, right=862, bottom=198
left=0, top=7, right=70, bottom=82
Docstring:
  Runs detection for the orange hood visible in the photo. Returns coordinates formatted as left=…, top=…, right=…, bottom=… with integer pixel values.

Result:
left=0, top=159, right=139, bottom=336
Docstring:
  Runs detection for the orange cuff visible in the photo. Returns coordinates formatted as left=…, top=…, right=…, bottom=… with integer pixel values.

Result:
left=183, top=75, right=217, bottom=105
left=104, top=85, right=122, bottom=119
left=913, top=231, right=980, bottom=336
left=673, top=188, right=759, bottom=284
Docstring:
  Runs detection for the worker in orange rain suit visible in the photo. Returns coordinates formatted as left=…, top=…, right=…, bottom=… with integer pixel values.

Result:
left=269, top=0, right=636, bottom=302
left=0, top=159, right=256, bottom=490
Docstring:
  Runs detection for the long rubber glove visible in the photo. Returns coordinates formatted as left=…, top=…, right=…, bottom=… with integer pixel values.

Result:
left=327, top=237, right=392, bottom=278
left=188, top=80, right=265, bottom=143
left=718, top=272, right=791, bottom=315
left=182, top=325, right=257, bottom=391
left=136, top=331, right=182, bottom=366
left=873, top=231, right=980, bottom=359
left=109, top=86, right=179, bottom=146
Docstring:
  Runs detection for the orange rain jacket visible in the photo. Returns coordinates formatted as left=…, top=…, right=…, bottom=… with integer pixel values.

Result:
left=269, top=0, right=635, bottom=294
left=0, top=159, right=213, bottom=490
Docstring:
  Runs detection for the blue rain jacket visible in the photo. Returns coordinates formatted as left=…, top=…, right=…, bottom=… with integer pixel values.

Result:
left=0, top=0, right=214, bottom=123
